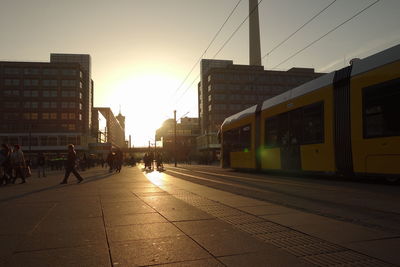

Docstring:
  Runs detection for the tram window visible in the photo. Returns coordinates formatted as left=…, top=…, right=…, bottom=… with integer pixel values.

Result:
left=240, top=125, right=251, bottom=151
left=265, top=116, right=279, bottom=147
left=303, top=102, right=324, bottom=144
left=224, top=125, right=251, bottom=152
left=363, top=79, right=400, bottom=138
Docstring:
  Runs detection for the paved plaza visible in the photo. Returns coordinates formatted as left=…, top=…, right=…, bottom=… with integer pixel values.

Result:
left=0, top=166, right=398, bottom=266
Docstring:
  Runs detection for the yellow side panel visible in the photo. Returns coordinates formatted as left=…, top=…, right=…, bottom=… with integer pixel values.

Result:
left=260, top=85, right=335, bottom=172
left=351, top=61, right=400, bottom=173
left=366, top=155, right=400, bottom=174
left=301, top=144, right=335, bottom=172
left=260, top=148, right=281, bottom=170
left=231, top=151, right=255, bottom=169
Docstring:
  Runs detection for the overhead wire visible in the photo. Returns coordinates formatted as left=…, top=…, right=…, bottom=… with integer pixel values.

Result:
left=272, top=0, right=381, bottom=69
left=262, top=0, right=337, bottom=60
left=174, top=0, right=265, bottom=108
left=213, top=0, right=264, bottom=59
left=170, top=0, right=243, bottom=103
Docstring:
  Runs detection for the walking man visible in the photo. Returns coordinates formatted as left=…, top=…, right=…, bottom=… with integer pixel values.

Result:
left=10, top=144, right=27, bottom=184
left=60, top=144, right=83, bottom=184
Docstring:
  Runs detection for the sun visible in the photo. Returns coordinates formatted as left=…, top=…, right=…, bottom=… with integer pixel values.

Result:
left=105, top=71, right=182, bottom=147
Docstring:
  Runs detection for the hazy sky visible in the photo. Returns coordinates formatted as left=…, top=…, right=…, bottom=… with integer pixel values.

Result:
left=1, top=0, right=399, bottom=146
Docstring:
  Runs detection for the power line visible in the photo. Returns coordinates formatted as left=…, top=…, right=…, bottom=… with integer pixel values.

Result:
left=174, top=73, right=200, bottom=106
left=174, top=0, right=265, bottom=108
left=213, top=0, right=264, bottom=59
left=170, top=0, right=243, bottom=101
left=262, top=0, right=337, bottom=60
left=273, top=0, right=381, bottom=69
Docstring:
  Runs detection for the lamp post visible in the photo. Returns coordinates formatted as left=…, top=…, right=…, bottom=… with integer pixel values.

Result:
left=174, top=110, right=177, bottom=167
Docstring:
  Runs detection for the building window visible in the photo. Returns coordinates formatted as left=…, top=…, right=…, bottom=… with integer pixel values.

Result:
left=23, top=113, right=30, bottom=120
left=61, top=113, right=68, bottom=120
left=31, top=91, right=38, bottom=97
left=61, top=102, right=69, bottom=108
left=4, top=102, right=19, bottom=108
left=69, top=102, right=76, bottom=108
left=50, top=113, right=57, bottom=119
left=31, top=113, right=38, bottom=120
left=24, top=68, right=40, bottom=75
left=68, top=124, right=76, bottom=130
left=69, top=113, right=75, bottom=119
left=59, top=136, right=67, bottom=145
left=3, top=90, right=19, bottom=96
left=48, top=136, right=58, bottom=146
left=42, top=102, right=49, bottom=108
left=4, top=67, right=20, bottom=75
left=4, top=79, right=20, bottom=86
left=39, top=136, right=47, bottom=146
left=24, top=79, right=39, bottom=86
left=363, top=78, right=400, bottom=138
left=62, top=69, right=76, bottom=76
left=43, top=80, right=58, bottom=87
left=43, top=91, right=50, bottom=97
left=61, top=80, right=76, bottom=87
left=67, top=136, right=76, bottom=144
left=43, top=69, right=58, bottom=75
left=42, top=113, right=49, bottom=120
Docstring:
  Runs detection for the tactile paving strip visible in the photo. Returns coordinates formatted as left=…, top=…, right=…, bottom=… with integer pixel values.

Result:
left=236, top=221, right=289, bottom=234
left=219, top=214, right=265, bottom=225
left=156, top=178, right=393, bottom=266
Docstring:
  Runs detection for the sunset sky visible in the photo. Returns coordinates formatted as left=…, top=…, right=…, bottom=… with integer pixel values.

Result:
left=1, top=0, right=400, bottom=146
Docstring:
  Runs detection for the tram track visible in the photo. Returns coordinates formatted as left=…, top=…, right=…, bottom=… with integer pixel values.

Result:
left=164, top=166, right=400, bottom=235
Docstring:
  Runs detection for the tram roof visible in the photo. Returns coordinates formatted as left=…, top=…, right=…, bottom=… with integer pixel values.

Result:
left=351, top=43, right=400, bottom=77
left=221, top=105, right=257, bottom=128
left=221, top=43, right=400, bottom=129
left=261, top=72, right=335, bottom=111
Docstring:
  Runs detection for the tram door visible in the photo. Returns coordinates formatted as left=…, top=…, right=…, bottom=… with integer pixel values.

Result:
left=280, top=109, right=302, bottom=171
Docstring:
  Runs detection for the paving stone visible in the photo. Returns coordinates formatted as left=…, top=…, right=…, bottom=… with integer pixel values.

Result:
left=109, top=236, right=211, bottom=266
left=190, top=231, right=272, bottom=257
left=106, top=222, right=184, bottom=242
left=7, top=243, right=110, bottom=267
left=157, top=258, right=225, bottom=267
left=218, top=249, right=312, bottom=267
left=174, top=219, right=238, bottom=236
left=104, top=212, right=167, bottom=227
left=346, top=237, right=400, bottom=266
left=159, top=208, right=215, bottom=221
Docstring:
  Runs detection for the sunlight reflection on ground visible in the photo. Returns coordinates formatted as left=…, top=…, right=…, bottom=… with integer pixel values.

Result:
left=144, top=167, right=166, bottom=187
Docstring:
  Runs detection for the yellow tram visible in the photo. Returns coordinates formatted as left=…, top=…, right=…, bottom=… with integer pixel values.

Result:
left=221, top=44, right=400, bottom=182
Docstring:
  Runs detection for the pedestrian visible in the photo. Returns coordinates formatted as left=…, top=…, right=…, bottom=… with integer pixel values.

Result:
left=0, top=144, right=10, bottom=185
left=115, top=149, right=123, bottom=173
left=60, top=144, right=83, bottom=184
left=106, top=150, right=115, bottom=173
left=37, top=152, right=46, bottom=178
left=10, top=144, right=27, bottom=184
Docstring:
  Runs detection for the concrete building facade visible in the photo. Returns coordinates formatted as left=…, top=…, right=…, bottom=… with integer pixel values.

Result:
left=94, top=107, right=126, bottom=149
left=156, top=117, right=200, bottom=163
left=0, top=55, right=93, bottom=153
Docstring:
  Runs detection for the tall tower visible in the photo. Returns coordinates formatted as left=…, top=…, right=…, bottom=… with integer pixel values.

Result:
left=249, top=0, right=262, bottom=66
